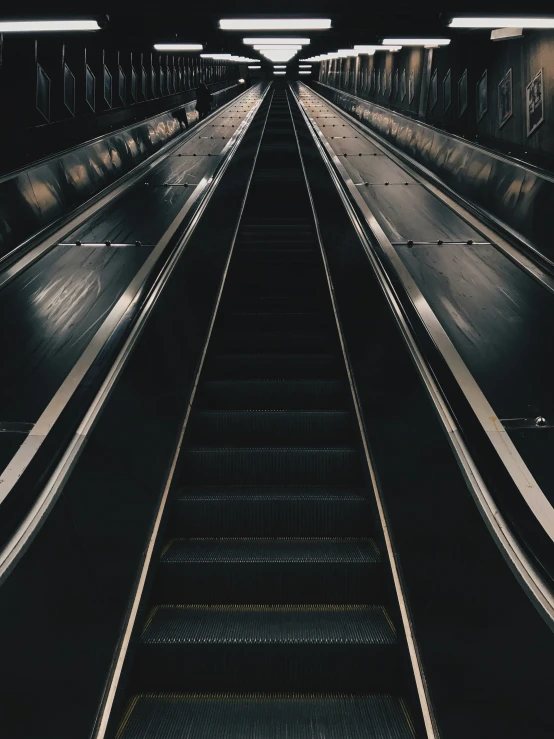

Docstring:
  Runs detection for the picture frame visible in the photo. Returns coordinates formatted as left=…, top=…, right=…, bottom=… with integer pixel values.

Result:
left=458, top=69, right=468, bottom=116
left=401, top=69, right=407, bottom=102
left=394, top=68, right=399, bottom=99
left=430, top=69, right=438, bottom=110
left=498, top=68, right=513, bottom=129
left=526, top=68, right=544, bottom=136
left=387, top=70, right=392, bottom=97
left=443, top=69, right=451, bottom=112
left=476, top=69, right=488, bottom=121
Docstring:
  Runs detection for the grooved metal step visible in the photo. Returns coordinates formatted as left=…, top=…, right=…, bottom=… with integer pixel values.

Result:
left=134, top=605, right=400, bottom=692
left=117, top=693, right=416, bottom=739
left=188, top=410, right=356, bottom=445
left=170, top=486, right=371, bottom=537
left=196, top=379, right=349, bottom=410
left=182, top=447, right=362, bottom=485
left=202, top=353, right=342, bottom=380
left=155, top=537, right=383, bottom=604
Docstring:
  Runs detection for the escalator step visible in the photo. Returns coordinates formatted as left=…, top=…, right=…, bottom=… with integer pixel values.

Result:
left=188, top=410, right=356, bottom=445
left=154, top=537, right=383, bottom=604
left=202, top=353, right=342, bottom=380
left=182, top=447, right=362, bottom=485
left=211, top=329, right=338, bottom=353
left=170, top=486, right=371, bottom=536
left=196, top=379, right=349, bottom=410
left=117, top=693, right=416, bottom=739
left=220, top=311, right=332, bottom=332
left=134, top=605, right=400, bottom=692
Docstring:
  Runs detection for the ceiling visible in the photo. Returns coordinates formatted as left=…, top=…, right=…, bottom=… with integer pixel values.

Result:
left=4, top=1, right=554, bottom=58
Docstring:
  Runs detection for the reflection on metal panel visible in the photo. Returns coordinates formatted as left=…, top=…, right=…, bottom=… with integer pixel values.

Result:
left=313, top=82, right=554, bottom=256
left=36, top=64, right=51, bottom=123
left=0, top=83, right=246, bottom=261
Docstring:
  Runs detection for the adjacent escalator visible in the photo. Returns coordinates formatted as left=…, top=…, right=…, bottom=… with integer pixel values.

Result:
left=115, top=87, right=423, bottom=739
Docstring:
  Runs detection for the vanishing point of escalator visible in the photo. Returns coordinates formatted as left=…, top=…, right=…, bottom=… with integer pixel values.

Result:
left=116, top=88, right=420, bottom=738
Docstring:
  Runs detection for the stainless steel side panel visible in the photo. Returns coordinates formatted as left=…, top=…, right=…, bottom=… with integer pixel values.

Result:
left=0, top=85, right=243, bottom=260
left=313, top=82, right=554, bottom=257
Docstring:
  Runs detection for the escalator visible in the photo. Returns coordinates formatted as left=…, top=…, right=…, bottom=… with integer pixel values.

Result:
left=115, top=87, right=423, bottom=739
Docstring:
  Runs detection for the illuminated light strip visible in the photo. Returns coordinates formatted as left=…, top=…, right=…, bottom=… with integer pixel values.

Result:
left=383, top=37, right=450, bottom=45
left=220, top=18, right=331, bottom=30
left=0, top=19, right=100, bottom=32
left=254, top=45, right=303, bottom=50
left=248, top=65, right=262, bottom=68
left=154, top=43, right=203, bottom=51
left=354, top=45, right=402, bottom=52
left=243, top=37, right=310, bottom=44
left=449, top=16, right=554, bottom=28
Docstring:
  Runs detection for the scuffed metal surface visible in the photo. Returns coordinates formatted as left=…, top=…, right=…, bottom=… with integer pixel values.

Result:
left=0, top=85, right=243, bottom=260
left=312, top=82, right=554, bottom=258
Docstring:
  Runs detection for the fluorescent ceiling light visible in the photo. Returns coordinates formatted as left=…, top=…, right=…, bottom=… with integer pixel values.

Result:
left=0, top=19, right=100, bottom=32
left=490, top=27, right=524, bottom=41
left=254, top=45, right=302, bottom=50
left=274, top=65, right=287, bottom=68
left=154, top=43, right=202, bottom=51
left=299, top=71, right=311, bottom=74
left=248, top=65, right=261, bottom=68
left=220, top=19, right=331, bottom=30
left=383, top=38, right=450, bottom=45
left=449, top=17, right=554, bottom=29
left=201, top=53, right=232, bottom=58
left=299, top=64, right=312, bottom=67
left=337, top=49, right=359, bottom=56
left=274, top=71, right=286, bottom=75
left=354, top=45, right=401, bottom=52
left=243, top=37, right=310, bottom=44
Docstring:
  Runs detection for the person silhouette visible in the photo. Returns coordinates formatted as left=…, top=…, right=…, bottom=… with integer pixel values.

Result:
left=196, top=82, right=212, bottom=121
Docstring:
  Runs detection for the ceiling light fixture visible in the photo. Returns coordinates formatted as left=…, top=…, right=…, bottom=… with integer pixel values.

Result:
left=248, top=65, right=261, bottom=68
left=254, top=45, right=302, bottom=51
left=337, top=49, right=359, bottom=56
left=201, top=53, right=232, bottom=59
left=354, top=45, right=401, bottom=52
left=299, top=71, right=312, bottom=74
left=220, top=18, right=331, bottom=30
left=0, top=19, right=100, bottom=32
left=382, top=38, right=450, bottom=45
left=243, top=37, right=310, bottom=44
left=448, top=17, right=554, bottom=29
left=154, top=43, right=203, bottom=51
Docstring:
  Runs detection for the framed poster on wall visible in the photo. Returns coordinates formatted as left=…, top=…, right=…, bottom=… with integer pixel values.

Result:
left=408, top=70, right=415, bottom=104
left=394, top=69, right=399, bottom=99
left=401, top=69, right=407, bottom=101
left=498, top=69, right=513, bottom=128
left=387, top=70, right=392, bottom=97
left=476, top=70, right=488, bottom=121
left=430, top=69, right=438, bottom=110
left=443, top=69, right=451, bottom=112
left=526, top=68, right=544, bottom=136
left=458, top=69, right=468, bottom=116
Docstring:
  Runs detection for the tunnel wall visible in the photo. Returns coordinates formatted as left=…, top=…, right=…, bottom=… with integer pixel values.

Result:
left=319, top=30, right=554, bottom=166
left=0, top=33, right=243, bottom=173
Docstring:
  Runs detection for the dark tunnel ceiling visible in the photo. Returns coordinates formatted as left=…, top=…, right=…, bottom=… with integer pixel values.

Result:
left=7, top=0, right=554, bottom=54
